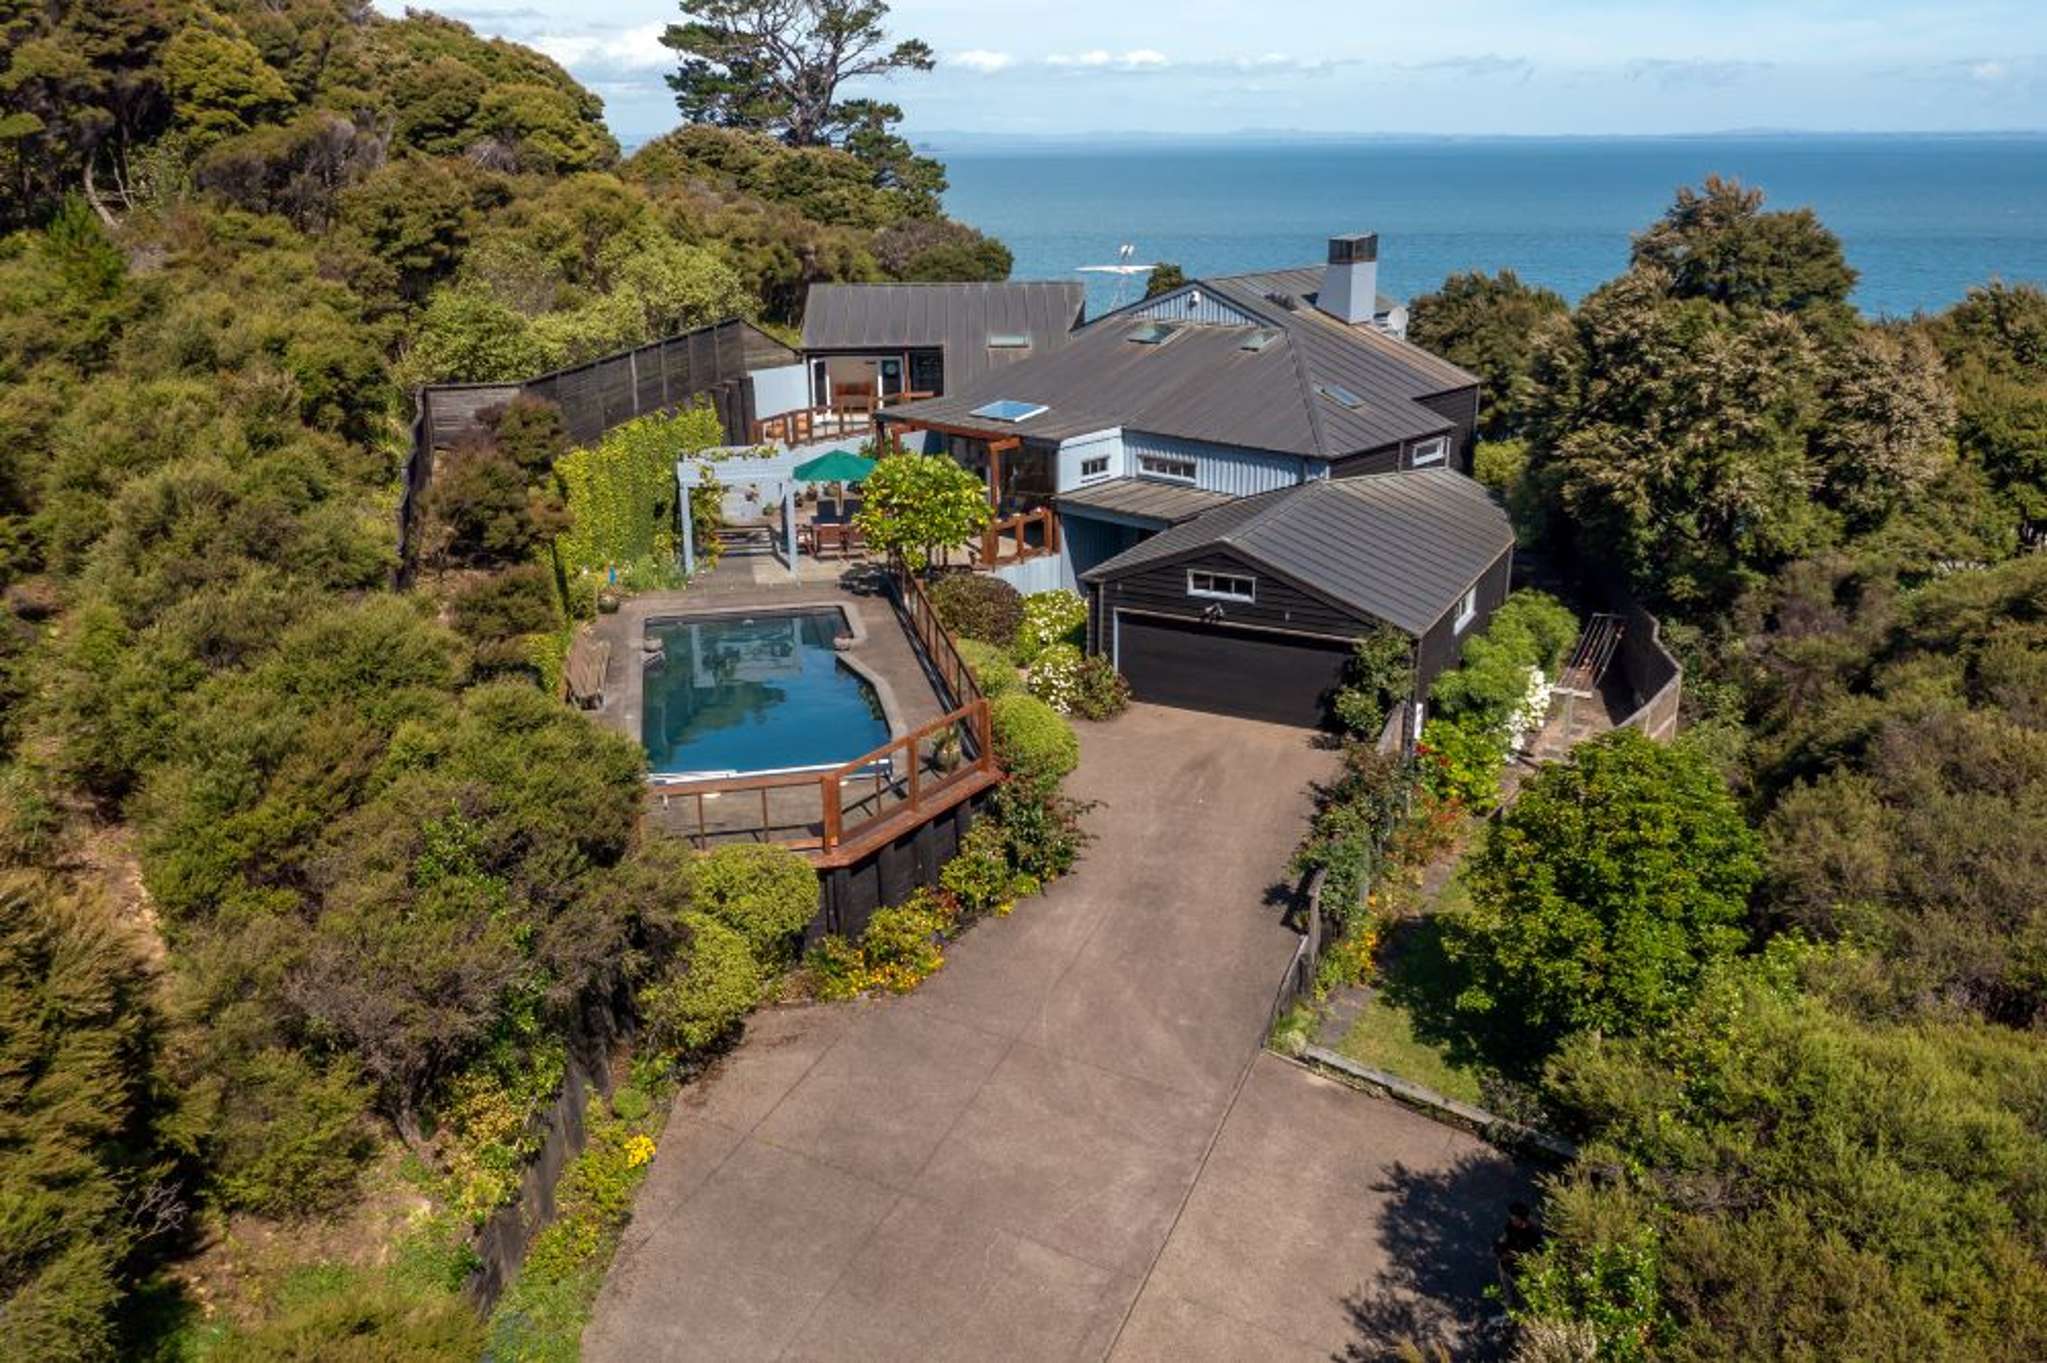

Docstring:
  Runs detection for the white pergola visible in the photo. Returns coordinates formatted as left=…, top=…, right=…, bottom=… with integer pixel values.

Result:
left=675, top=451, right=802, bottom=574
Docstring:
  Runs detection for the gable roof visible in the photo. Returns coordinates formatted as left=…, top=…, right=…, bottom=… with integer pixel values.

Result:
left=1083, top=470, right=1514, bottom=636
left=879, top=273, right=1478, bottom=461
left=800, top=281, right=1086, bottom=391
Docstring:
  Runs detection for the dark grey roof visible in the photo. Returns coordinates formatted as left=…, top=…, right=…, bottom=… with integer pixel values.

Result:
left=1056, top=477, right=1237, bottom=525
left=880, top=273, right=1476, bottom=461
left=800, top=282, right=1086, bottom=391
left=1083, top=470, right=1514, bottom=636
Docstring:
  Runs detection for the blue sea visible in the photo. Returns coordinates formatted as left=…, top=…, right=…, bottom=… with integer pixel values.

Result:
left=936, top=136, right=2047, bottom=319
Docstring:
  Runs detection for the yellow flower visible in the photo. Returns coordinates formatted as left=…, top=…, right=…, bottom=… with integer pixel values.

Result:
left=623, top=1134, right=656, bottom=1168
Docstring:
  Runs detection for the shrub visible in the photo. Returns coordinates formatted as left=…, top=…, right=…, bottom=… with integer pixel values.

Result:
left=213, top=1049, right=375, bottom=1218
left=939, top=820, right=1016, bottom=919
left=1069, top=654, right=1131, bottom=720
left=637, top=913, right=762, bottom=1056
left=989, top=781, right=1092, bottom=883
left=1444, top=729, right=1760, bottom=1063
left=1011, top=589, right=1087, bottom=664
left=1292, top=743, right=1418, bottom=922
left=858, top=895, right=949, bottom=993
left=989, top=693, right=1079, bottom=791
left=1416, top=714, right=1511, bottom=813
left=802, top=934, right=867, bottom=1001
left=689, top=843, right=818, bottom=966
left=953, top=636, right=1021, bottom=697
left=853, top=454, right=992, bottom=568
left=450, top=565, right=559, bottom=642
left=1429, top=589, right=1578, bottom=735
left=1330, top=629, right=1413, bottom=738
left=1472, top=437, right=1529, bottom=494
left=1024, top=641, right=1084, bottom=713
left=928, top=573, right=1022, bottom=646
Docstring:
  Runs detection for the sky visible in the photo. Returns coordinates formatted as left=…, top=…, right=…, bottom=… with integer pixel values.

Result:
left=375, top=1, right=2047, bottom=140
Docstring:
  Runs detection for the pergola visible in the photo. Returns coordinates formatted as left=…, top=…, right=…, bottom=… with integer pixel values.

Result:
left=674, top=451, right=804, bottom=573
left=874, top=417, right=1021, bottom=510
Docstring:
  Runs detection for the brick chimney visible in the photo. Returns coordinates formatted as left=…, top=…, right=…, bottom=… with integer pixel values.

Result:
left=1319, top=233, right=1378, bottom=326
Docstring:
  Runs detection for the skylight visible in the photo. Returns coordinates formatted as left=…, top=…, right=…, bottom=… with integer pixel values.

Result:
left=1240, top=329, right=1280, bottom=352
left=1317, top=382, right=1366, bottom=410
left=987, top=332, right=1031, bottom=349
left=1128, top=321, right=1181, bottom=345
left=970, top=399, right=1048, bottom=423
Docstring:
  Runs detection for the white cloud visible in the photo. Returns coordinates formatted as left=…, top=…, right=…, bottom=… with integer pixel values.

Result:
left=1047, top=49, right=1114, bottom=68
left=532, top=23, right=670, bottom=73
left=1969, top=60, right=2009, bottom=82
left=952, top=49, right=1014, bottom=74
left=1045, top=49, right=1172, bottom=72
left=1122, top=49, right=1170, bottom=69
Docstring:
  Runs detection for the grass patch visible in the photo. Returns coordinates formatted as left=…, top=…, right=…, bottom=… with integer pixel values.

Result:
left=1334, top=873, right=1498, bottom=1107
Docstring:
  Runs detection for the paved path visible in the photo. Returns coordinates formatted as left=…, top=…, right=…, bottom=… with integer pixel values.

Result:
left=586, top=706, right=1528, bottom=1361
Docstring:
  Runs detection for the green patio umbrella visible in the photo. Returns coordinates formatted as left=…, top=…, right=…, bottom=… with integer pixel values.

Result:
left=791, top=449, right=876, bottom=484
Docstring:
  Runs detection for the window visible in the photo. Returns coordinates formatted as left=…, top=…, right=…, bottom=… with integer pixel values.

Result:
left=1453, top=585, right=1478, bottom=634
left=1188, top=569, right=1256, bottom=602
left=969, top=399, right=1048, bottom=423
left=1317, top=382, right=1365, bottom=410
left=1129, top=321, right=1182, bottom=345
left=1411, top=436, right=1448, bottom=467
left=987, top=332, right=1031, bottom=349
left=1138, top=455, right=1196, bottom=482
left=1079, top=456, right=1110, bottom=481
left=1240, top=328, right=1280, bottom=351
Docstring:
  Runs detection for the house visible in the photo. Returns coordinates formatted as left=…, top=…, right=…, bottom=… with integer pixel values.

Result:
left=873, top=234, right=1485, bottom=598
left=1082, top=471, right=1514, bottom=734
left=798, top=280, right=1087, bottom=411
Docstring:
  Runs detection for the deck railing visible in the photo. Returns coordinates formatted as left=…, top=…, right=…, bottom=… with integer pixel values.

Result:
left=975, top=506, right=1060, bottom=568
left=889, top=553, right=984, bottom=711
left=749, top=392, right=937, bottom=448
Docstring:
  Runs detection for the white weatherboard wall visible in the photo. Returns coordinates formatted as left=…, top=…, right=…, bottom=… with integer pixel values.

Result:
left=1120, top=430, right=1310, bottom=496
left=749, top=363, right=810, bottom=420
left=1055, top=428, right=1125, bottom=492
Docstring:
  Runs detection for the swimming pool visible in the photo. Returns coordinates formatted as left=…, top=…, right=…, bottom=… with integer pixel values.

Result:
left=640, top=609, right=891, bottom=777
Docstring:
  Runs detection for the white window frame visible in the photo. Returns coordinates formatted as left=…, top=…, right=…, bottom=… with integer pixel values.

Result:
left=1453, top=584, right=1479, bottom=634
left=1411, top=436, right=1448, bottom=467
left=1139, top=454, right=1197, bottom=483
left=1079, top=455, right=1111, bottom=482
left=1187, top=569, right=1256, bottom=603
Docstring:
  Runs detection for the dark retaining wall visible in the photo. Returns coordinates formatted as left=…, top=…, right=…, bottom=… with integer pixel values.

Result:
left=812, top=796, right=984, bottom=943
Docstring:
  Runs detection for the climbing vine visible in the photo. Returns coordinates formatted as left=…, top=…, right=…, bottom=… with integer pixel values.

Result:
left=552, top=403, right=725, bottom=585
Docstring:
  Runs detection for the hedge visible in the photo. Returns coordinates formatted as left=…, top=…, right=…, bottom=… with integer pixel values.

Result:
left=989, top=693, right=1079, bottom=791
left=928, top=573, right=1023, bottom=646
left=689, top=843, right=819, bottom=966
left=954, top=637, right=1022, bottom=698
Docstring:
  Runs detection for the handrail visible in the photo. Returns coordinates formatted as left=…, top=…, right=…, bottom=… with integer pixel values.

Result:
left=976, top=506, right=1059, bottom=567
left=888, top=553, right=985, bottom=712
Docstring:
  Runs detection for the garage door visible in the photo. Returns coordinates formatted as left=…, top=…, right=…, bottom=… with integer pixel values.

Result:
left=1114, top=613, right=1352, bottom=728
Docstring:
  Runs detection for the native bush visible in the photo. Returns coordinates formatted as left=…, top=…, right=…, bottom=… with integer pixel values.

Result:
left=953, top=636, right=1021, bottom=697
left=1416, top=714, right=1511, bottom=813
left=689, top=844, right=819, bottom=966
left=212, top=1048, right=375, bottom=1219
left=636, top=913, right=762, bottom=1057
left=1444, top=730, right=1759, bottom=1064
left=928, top=572, right=1022, bottom=646
left=450, top=564, right=560, bottom=642
left=989, top=693, right=1079, bottom=791
left=1011, top=589, right=1087, bottom=665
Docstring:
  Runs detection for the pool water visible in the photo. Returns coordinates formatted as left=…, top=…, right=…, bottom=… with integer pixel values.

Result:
left=641, top=609, right=890, bottom=777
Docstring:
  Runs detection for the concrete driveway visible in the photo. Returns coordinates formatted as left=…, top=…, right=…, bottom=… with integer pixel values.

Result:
left=585, top=705, right=1528, bottom=1361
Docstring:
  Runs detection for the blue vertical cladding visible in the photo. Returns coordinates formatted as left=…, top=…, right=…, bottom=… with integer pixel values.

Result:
left=1061, top=512, right=1145, bottom=581
left=1125, top=287, right=1261, bottom=327
left=1121, top=429, right=1311, bottom=496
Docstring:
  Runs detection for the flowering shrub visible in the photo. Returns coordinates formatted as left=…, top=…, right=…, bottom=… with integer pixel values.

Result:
left=1508, top=662, right=1553, bottom=751
left=1418, top=715, right=1512, bottom=813
left=940, top=820, right=1019, bottom=918
left=1012, top=589, right=1087, bottom=665
left=1069, top=654, right=1131, bottom=720
left=805, top=891, right=953, bottom=997
left=804, top=934, right=867, bottom=1001
left=1025, top=641, right=1084, bottom=712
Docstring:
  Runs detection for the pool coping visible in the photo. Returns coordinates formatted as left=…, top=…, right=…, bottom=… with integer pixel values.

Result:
left=605, top=593, right=911, bottom=780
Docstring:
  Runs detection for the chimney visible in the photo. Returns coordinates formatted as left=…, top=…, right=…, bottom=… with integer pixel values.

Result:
left=1320, top=233, right=1378, bottom=326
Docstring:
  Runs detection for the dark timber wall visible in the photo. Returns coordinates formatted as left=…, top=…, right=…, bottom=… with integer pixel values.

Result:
left=398, top=319, right=799, bottom=580
left=1416, top=386, right=1482, bottom=473
left=1414, top=549, right=1514, bottom=691
left=1096, top=548, right=1365, bottom=639
left=813, top=798, right=984, bottom=942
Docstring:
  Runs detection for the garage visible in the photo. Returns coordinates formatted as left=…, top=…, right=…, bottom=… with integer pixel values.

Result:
left=1081, top=472, right=1518, bottom=734
left=1115, top=613, right=1353, bottom=727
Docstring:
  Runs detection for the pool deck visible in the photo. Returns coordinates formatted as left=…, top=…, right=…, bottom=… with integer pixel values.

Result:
left=585, top=558, right=958, bottom=845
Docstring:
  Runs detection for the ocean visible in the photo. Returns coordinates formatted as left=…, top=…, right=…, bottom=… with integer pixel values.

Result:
left=935, top=136, right=2047, bottom=319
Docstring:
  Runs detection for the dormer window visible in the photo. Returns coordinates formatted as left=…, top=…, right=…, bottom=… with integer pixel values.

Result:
left=1138, top=455, right=1196, bottom=482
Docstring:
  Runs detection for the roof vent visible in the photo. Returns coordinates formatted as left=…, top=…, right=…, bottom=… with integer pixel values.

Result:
left=1264, top=292, right=1300, bottom=311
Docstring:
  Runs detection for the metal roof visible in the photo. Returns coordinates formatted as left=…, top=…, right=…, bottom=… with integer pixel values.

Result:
left=880, top=274, right=1476, bottom=461
left=800, top=281, right=1086, bottom=390
left=1056, top=477, right=1237, bottom=525
left=1082, top=470, right=1514, bottom=636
